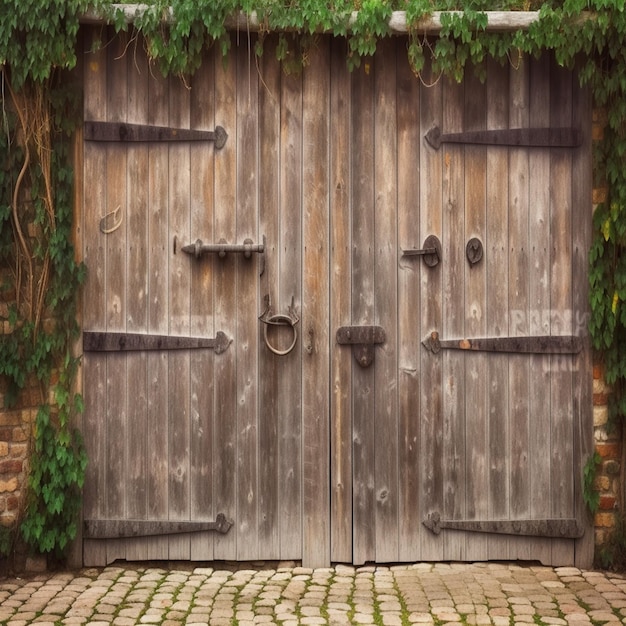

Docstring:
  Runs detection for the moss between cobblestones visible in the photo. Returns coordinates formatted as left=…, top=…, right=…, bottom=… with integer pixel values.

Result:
left=319, top=571, right=332, bottom=624
left=391, top=573, right=411, bottom=626
left=575, top=596, right=607, bottom=626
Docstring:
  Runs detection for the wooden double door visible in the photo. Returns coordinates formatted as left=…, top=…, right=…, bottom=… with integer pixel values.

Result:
left=80, top=29, right=592, bottom=567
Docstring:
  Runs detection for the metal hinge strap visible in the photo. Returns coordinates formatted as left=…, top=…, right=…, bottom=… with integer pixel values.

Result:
left=424, top=126, right=582, bottom=150
left=422, top=332, right=582, bottom=355
left=84, top=121, right=228, bottom=149
left=84, top=513, right=233, bottom=539
left=83, top=331, right=231, bottom=354
left=423, top=512, right=584, bottom=538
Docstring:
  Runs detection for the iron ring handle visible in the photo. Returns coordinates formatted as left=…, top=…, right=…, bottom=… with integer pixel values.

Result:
left=263, top=313, right=298, bottom=356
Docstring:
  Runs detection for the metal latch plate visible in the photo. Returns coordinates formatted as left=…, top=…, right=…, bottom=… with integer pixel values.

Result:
left=336, top=326, right=386, bottom=345
left=336, top=326, right=386, bottom=367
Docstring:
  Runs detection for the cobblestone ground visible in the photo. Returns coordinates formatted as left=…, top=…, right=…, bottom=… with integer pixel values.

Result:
left=0, top=562, right=625, bottom=626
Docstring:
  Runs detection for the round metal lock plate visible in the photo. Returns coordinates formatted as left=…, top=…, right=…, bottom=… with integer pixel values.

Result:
left=466, top=237, right=483, bottom=265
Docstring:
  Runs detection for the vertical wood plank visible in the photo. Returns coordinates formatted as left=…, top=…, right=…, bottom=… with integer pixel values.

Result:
left=396, top=40, right=421, bottom=562
left=374, top=39, right=399, bottom=563
left=302, top=40, right=331, bottom=568
left=507, top=56, right=532, bottom=562
left=549, top=62, right=575, bottom=565
left=441, top=74, right=466, bottom=562
left=485, top=58, right=512, bottom=561
left=278, top=55, right=303, bottom=559
left=235, top=41, right=260, bottom=561
left=329, top=37, right=353, bottom=564
left=104, top=35, right=128, bottom=565
left=463, top=66, right=488, bottom=562
left=351, top=58, right=376, bottom=565
left=124, top=41, right=150, bottom=562
left=528, top=54, right=553, bottom=564
left=213, top=34, right=238, bottom=561
left=82, top=28, right=108, bottom=566
left=189, top=48, right=216, bottom=561
left=419, top=56, right=444, bottom=561
left=257, top=35, right=282, bottom=560
left=146, top=61, right=170, bottom=561
left=167, top=74, right=192, bottom=561
left=571, top=67, right=593, bottom=569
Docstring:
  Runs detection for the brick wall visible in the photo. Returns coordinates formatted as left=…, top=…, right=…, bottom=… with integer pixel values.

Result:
left=591, top=105, right=622, bottom=553
left=0, top=379, right=36, bottom=531
left=0, top=264, right=43, bottom=537
left=593, top=364, right=621, bottom=546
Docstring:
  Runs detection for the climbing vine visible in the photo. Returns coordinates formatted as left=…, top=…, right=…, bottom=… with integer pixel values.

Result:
left=2, top=0, right=626, bottom=559
left=0, top=0, right=104, bottom=558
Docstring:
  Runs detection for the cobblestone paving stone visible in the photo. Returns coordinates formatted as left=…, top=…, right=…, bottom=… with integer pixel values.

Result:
left=0, top=562, right=625, bottom=625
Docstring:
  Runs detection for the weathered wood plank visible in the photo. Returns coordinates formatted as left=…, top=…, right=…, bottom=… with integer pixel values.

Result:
left=278, top=52, right=303, bottom=561
left=571, top=63, right=593, bottom=569
left=419, top=55, right=444, bottom=561
left=302, top=39, right=331, bottom=568
left=441, top=73, right=466, bottom=562
left=373, top=38, right=399, bottom=563
left=396, top=38, right=421, bottom=563
left=506, top=56, right=532, bottom=562
left=145, top=63, right=170, bottom=561
left=527, top=54, right=554, bottom=564
left=351, top=57, right=376, bottom=565
left=486, top=58, right=513, bottom=563
left=189, top=49, right=217, bottom=561
left=235, top=39, right=260, bottom=561
left=212, top=33, right=238, bottom=561
left=124, top=43, right=150, bottom=562
left=104, top=34, right=129, bottom=566
left=257, top=35, right=281, bottom=560
left=329, top=37, right=353, bottom=565
left=167, top=73, right=192, bottom=561
left=463, top=65, right=488, bottom=562
left=549, top=62, right=575, bottom=566
left=82, top=27, right=109, bottom=568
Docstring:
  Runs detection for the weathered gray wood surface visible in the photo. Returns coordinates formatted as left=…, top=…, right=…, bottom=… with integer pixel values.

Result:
left=329, top=38, right=353, bottom=565
left=81, top=31, right=592, bottom=567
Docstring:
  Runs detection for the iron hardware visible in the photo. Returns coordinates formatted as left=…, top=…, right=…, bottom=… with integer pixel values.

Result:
left=423, top=511, right=584, bottom=539
left=83, top=331, right=231, bottom=354
left=402, top=235, right=441, bottom=267
left=425, top=125, right=582, bottom=150
left=259, top=295, right=300, bottom=356
left=99, top=205, right=123, bottom=234
left=180, top=237, right=265, bottom=259
left=422, top=331, right=582, bottom=355
left=336, top=325, right=386, bottom=367
left=466, top=237, right=483, bottom=265
left=84, top=121, right=228, bottom=149
left=84, top=513, right=233, bottom=539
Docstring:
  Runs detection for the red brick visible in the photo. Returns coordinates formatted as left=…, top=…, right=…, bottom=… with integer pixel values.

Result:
left=594, top=393, right=609, bottom=406
left=5, top=495, right=18, bottom=511
left=0, top=460, right=22, bottom=474
left=600, top=495, right=617, bottom=510
left=593, top=363, right=605, bottom=380
left=0, top=428, right=11, bottom=442
left=597, top=443, right=621, bottom=460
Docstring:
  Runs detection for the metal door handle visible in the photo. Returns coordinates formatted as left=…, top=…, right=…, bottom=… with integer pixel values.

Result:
left=401, top=234, right=441, bottom=267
